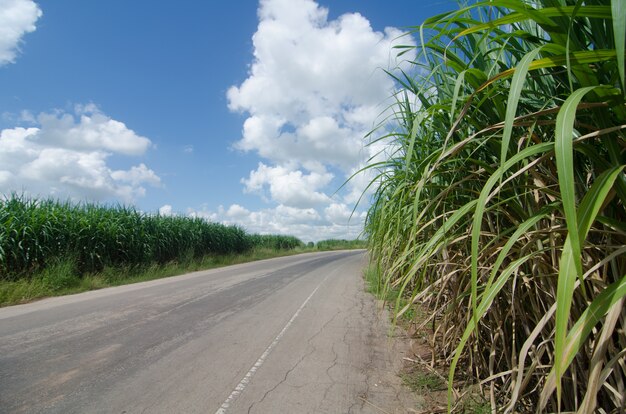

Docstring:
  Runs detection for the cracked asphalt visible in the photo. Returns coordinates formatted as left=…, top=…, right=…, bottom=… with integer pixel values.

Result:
left=0, top=250, right=420, bottom=413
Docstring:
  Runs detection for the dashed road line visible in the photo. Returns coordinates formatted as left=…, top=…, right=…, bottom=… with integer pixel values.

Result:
left=214, top=273, right=330, bottom=414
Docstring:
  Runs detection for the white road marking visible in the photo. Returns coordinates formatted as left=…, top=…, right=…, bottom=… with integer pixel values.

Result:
left=214, top=274, right=330, bottom=414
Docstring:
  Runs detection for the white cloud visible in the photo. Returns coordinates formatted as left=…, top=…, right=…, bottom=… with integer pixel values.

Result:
left=111, top=164, right=160, bottom=187
left=0, top=0, right=42, bottom=66
left=187, top=205, right=219, bottom=222
left=242, top=163, right=332, bottom=208
left=159, top=204, right=174, bottom=216
left=272, top=204, right=321, bottom=225
left=37, top=104, right=152, bottom=155
left=0, top=170, right=12, bottom=186
left=198, top=203, right=363, bottom=242
left=226, top=0, right=414, bottom=238
left=226, top=204, right=251, bottom=219
left=227, top=0, right=413, bottom=165
left=0, top=105, right=160, bottom=202
left=324, top=202, right=353, bottom=225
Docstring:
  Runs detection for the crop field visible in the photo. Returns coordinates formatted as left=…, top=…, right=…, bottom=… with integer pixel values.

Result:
left=365, top=0, right=625, bottom=412
left=315, top=239, right=367, bottom=250
left=0, top=195, right=302, bottom=280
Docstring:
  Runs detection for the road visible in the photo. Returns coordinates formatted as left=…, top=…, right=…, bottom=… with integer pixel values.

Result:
left=0, top=250, right=418, bottom=413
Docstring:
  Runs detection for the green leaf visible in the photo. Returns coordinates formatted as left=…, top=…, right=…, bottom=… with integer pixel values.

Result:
left=451, top=71, right=467, bottom=122
left=455, top=5, right=611, bottom=40
left=577, top=166, right=625, bottom=241
left=612, top=0, right=626, bottom=92
left=471, top=142, right=553, bottom=330
left=553, top=163, right=624, bottom=406
left=404, top=94, right=419, bottom=171
left=555, top=86, right=600, bottom=278
left=501, top=46, right=545, bottom=167
left=476, top=50, right=617, bottom=94
left=541, top=272, right=626, bottom=409
left=406, top=200, right=479, bottom=286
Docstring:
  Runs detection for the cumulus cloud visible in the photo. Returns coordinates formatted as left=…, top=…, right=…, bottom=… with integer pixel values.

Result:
left=187, top=205, right=219, bottom=222
left=242, top=163, right=332, bottom=208
left=37, top=103, right=152, bottom=155
left=226, top=0, right=413, bottom=238
left=226, top=204, right=251, bottom=219
left=111, top=164, right=160, bottom=187
left=188, top=202, right=363, bottom=242
left=159, top=204, right=174, bottom=216
left=0, top=105, right=160, bottom=202
left=228, top=0, right=412, bottom=173
left=0, top=0, right=42, bottom=66
left=324, top=202, right=353, bottom=225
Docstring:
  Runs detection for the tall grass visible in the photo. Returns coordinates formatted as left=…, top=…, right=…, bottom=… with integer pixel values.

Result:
left=0, top=195, right=301, bottom=279
left=248, top=233, right=304, bottom=250
left=365, top=0, right=625, bottom=412
left=315, top=238, right=367, bottom=250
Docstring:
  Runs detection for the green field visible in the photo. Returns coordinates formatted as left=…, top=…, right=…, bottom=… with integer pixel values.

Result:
left=0, top=195, right=366, bottom=306
left=0, top=195, right=303, bottom=304
left=1, top=195, right=256, bottom=277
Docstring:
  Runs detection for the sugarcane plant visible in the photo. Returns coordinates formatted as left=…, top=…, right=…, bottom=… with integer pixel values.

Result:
left=365, top=0, right=625, bottom=411
left=0, top=194, right=303, bottom=279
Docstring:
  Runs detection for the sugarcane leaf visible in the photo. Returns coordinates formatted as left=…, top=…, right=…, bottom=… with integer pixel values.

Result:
left=553, top=163, right=624, bottom=406
left=612, top=0, right=625, bottom=92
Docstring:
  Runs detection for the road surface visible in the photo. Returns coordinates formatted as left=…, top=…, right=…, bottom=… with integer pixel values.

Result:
left=0, top=250, right=418, bottom=413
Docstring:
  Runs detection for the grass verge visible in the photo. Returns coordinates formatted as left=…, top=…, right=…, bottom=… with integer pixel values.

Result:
left=364, top=264, right=416, bottom=322
left=0, top=246, right=321, bottom=307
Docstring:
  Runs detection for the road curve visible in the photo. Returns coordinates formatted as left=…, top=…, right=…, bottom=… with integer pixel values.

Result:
left=0, top=250, right=418, bottom=413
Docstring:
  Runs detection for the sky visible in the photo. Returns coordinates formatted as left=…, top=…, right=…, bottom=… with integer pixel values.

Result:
left=0, top=0, right=454, bottom=242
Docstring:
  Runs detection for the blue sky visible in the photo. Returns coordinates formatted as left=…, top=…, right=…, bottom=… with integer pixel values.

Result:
left=0, top=0, right=453, bottom=241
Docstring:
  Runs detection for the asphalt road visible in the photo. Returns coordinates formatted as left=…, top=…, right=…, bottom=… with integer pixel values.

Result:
left=0, top=250, right=418, bottom=413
